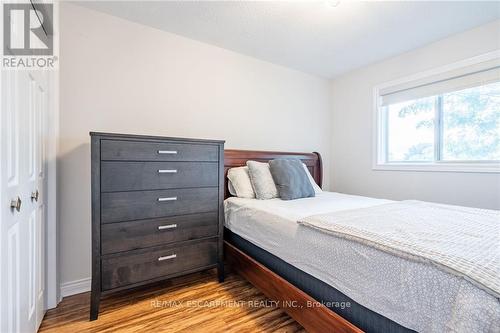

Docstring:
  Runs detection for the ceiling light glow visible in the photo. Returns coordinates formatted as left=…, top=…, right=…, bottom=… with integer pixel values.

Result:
left=326, top=0, right=341, bottom=8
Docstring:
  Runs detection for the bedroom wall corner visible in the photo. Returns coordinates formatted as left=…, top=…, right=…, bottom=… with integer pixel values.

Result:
left=329, top=20, right=500, bottom=210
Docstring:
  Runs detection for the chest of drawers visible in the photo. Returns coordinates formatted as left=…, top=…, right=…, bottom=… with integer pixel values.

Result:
left=89, top=132, right=225, bottom=320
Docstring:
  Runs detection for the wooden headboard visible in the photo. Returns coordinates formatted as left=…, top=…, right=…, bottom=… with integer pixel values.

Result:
left=224, top=149, right=323, bottom=199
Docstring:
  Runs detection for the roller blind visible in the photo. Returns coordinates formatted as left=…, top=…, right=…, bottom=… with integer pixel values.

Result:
left=379, top=58, right=500, bottom=106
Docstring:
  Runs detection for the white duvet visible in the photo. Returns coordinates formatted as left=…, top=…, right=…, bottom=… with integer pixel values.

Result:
left=224, top=192, right=500, bottom=332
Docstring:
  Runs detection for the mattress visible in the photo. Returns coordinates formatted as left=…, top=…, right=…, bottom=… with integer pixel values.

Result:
left=224, top=192, right=500, bottom=332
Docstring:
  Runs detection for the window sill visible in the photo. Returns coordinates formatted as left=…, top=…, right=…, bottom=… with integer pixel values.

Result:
left=372, top=162, right=500, bottom=173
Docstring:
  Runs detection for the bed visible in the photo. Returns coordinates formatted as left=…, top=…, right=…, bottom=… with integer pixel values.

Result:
left=223, top=149, right=500, bottom=333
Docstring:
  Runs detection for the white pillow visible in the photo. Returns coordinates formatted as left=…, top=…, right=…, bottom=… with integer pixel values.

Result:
left=302, top=163, right=323, bottom=194
left=247, top=161, right=279, bottom=200
left=228, top=180, right=237, bottom=196
left=227, top=166, right=255, bottom=198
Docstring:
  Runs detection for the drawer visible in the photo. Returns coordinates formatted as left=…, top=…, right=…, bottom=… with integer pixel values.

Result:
left=101, top=161, right=218, bottom=192
left=101, top=188, right=218, bottom=223
left=101, top=140, right=218, bottom=162
left=101, top=212, right=218, bottom=254
left=101, top=238, right=218, bottom=290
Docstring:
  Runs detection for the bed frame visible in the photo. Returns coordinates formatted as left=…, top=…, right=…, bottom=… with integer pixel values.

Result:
left=223, top=149, right=363, bottom=333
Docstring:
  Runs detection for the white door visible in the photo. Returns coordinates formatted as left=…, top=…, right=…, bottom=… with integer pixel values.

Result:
left=1, top=68, right=48, bottom=333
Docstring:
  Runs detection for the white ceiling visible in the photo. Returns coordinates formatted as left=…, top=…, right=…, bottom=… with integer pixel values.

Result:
left=74, top=1, right=500, bottom=78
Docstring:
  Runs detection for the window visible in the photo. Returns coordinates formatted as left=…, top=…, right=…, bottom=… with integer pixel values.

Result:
left=441, top=83, right=500, bottom=161
left=374, top=52, right=500, bottom=172
left=386, top=96, right=436, bottom=162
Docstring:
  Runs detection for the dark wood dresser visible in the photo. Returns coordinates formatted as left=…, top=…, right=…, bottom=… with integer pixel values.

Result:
left=89, top=132, right=225, bottom=320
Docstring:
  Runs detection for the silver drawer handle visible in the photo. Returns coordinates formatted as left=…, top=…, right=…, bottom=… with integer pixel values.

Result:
left=158, top=224, right=177, bottom=230
left=158, top=254, right=177, bottom=261
left=158, top=197, right=177, bottom=202
left=158, top=169, right=177, bottom=174
left=157, top=150, right=177, bottom=154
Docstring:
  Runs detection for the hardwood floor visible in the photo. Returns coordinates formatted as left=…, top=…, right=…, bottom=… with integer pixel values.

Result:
left=40, top=270, right=305, bottom=333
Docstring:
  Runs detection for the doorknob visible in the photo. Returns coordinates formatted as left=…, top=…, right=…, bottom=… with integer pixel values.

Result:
left=10, top=197, right=21, bottom=212
left=31, top=190, right=39, bottom=202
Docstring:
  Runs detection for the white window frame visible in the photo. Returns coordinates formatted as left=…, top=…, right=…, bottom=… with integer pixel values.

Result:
left=373, top=50, right=500, bottom=173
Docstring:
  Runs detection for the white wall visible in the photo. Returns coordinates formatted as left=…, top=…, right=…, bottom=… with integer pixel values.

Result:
left=58, top=3, right=331, bottom=286
left=331, top=20, right=500, bottom=210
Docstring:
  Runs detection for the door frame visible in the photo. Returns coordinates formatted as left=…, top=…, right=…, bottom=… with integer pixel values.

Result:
left=45, top=70, right=59, bottom=308
left=0, top=61, right=3, bottom=332
left=45, top=0, right=60, bottom=309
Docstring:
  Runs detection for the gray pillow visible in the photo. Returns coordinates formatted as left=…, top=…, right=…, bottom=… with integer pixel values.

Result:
left=269, top=159, right=315, bottom=200
left=246, top=161, right=279, bottom=200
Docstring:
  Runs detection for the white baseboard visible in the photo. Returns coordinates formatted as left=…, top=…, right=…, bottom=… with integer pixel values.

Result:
left=60, top=277, right=91, bottom=298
